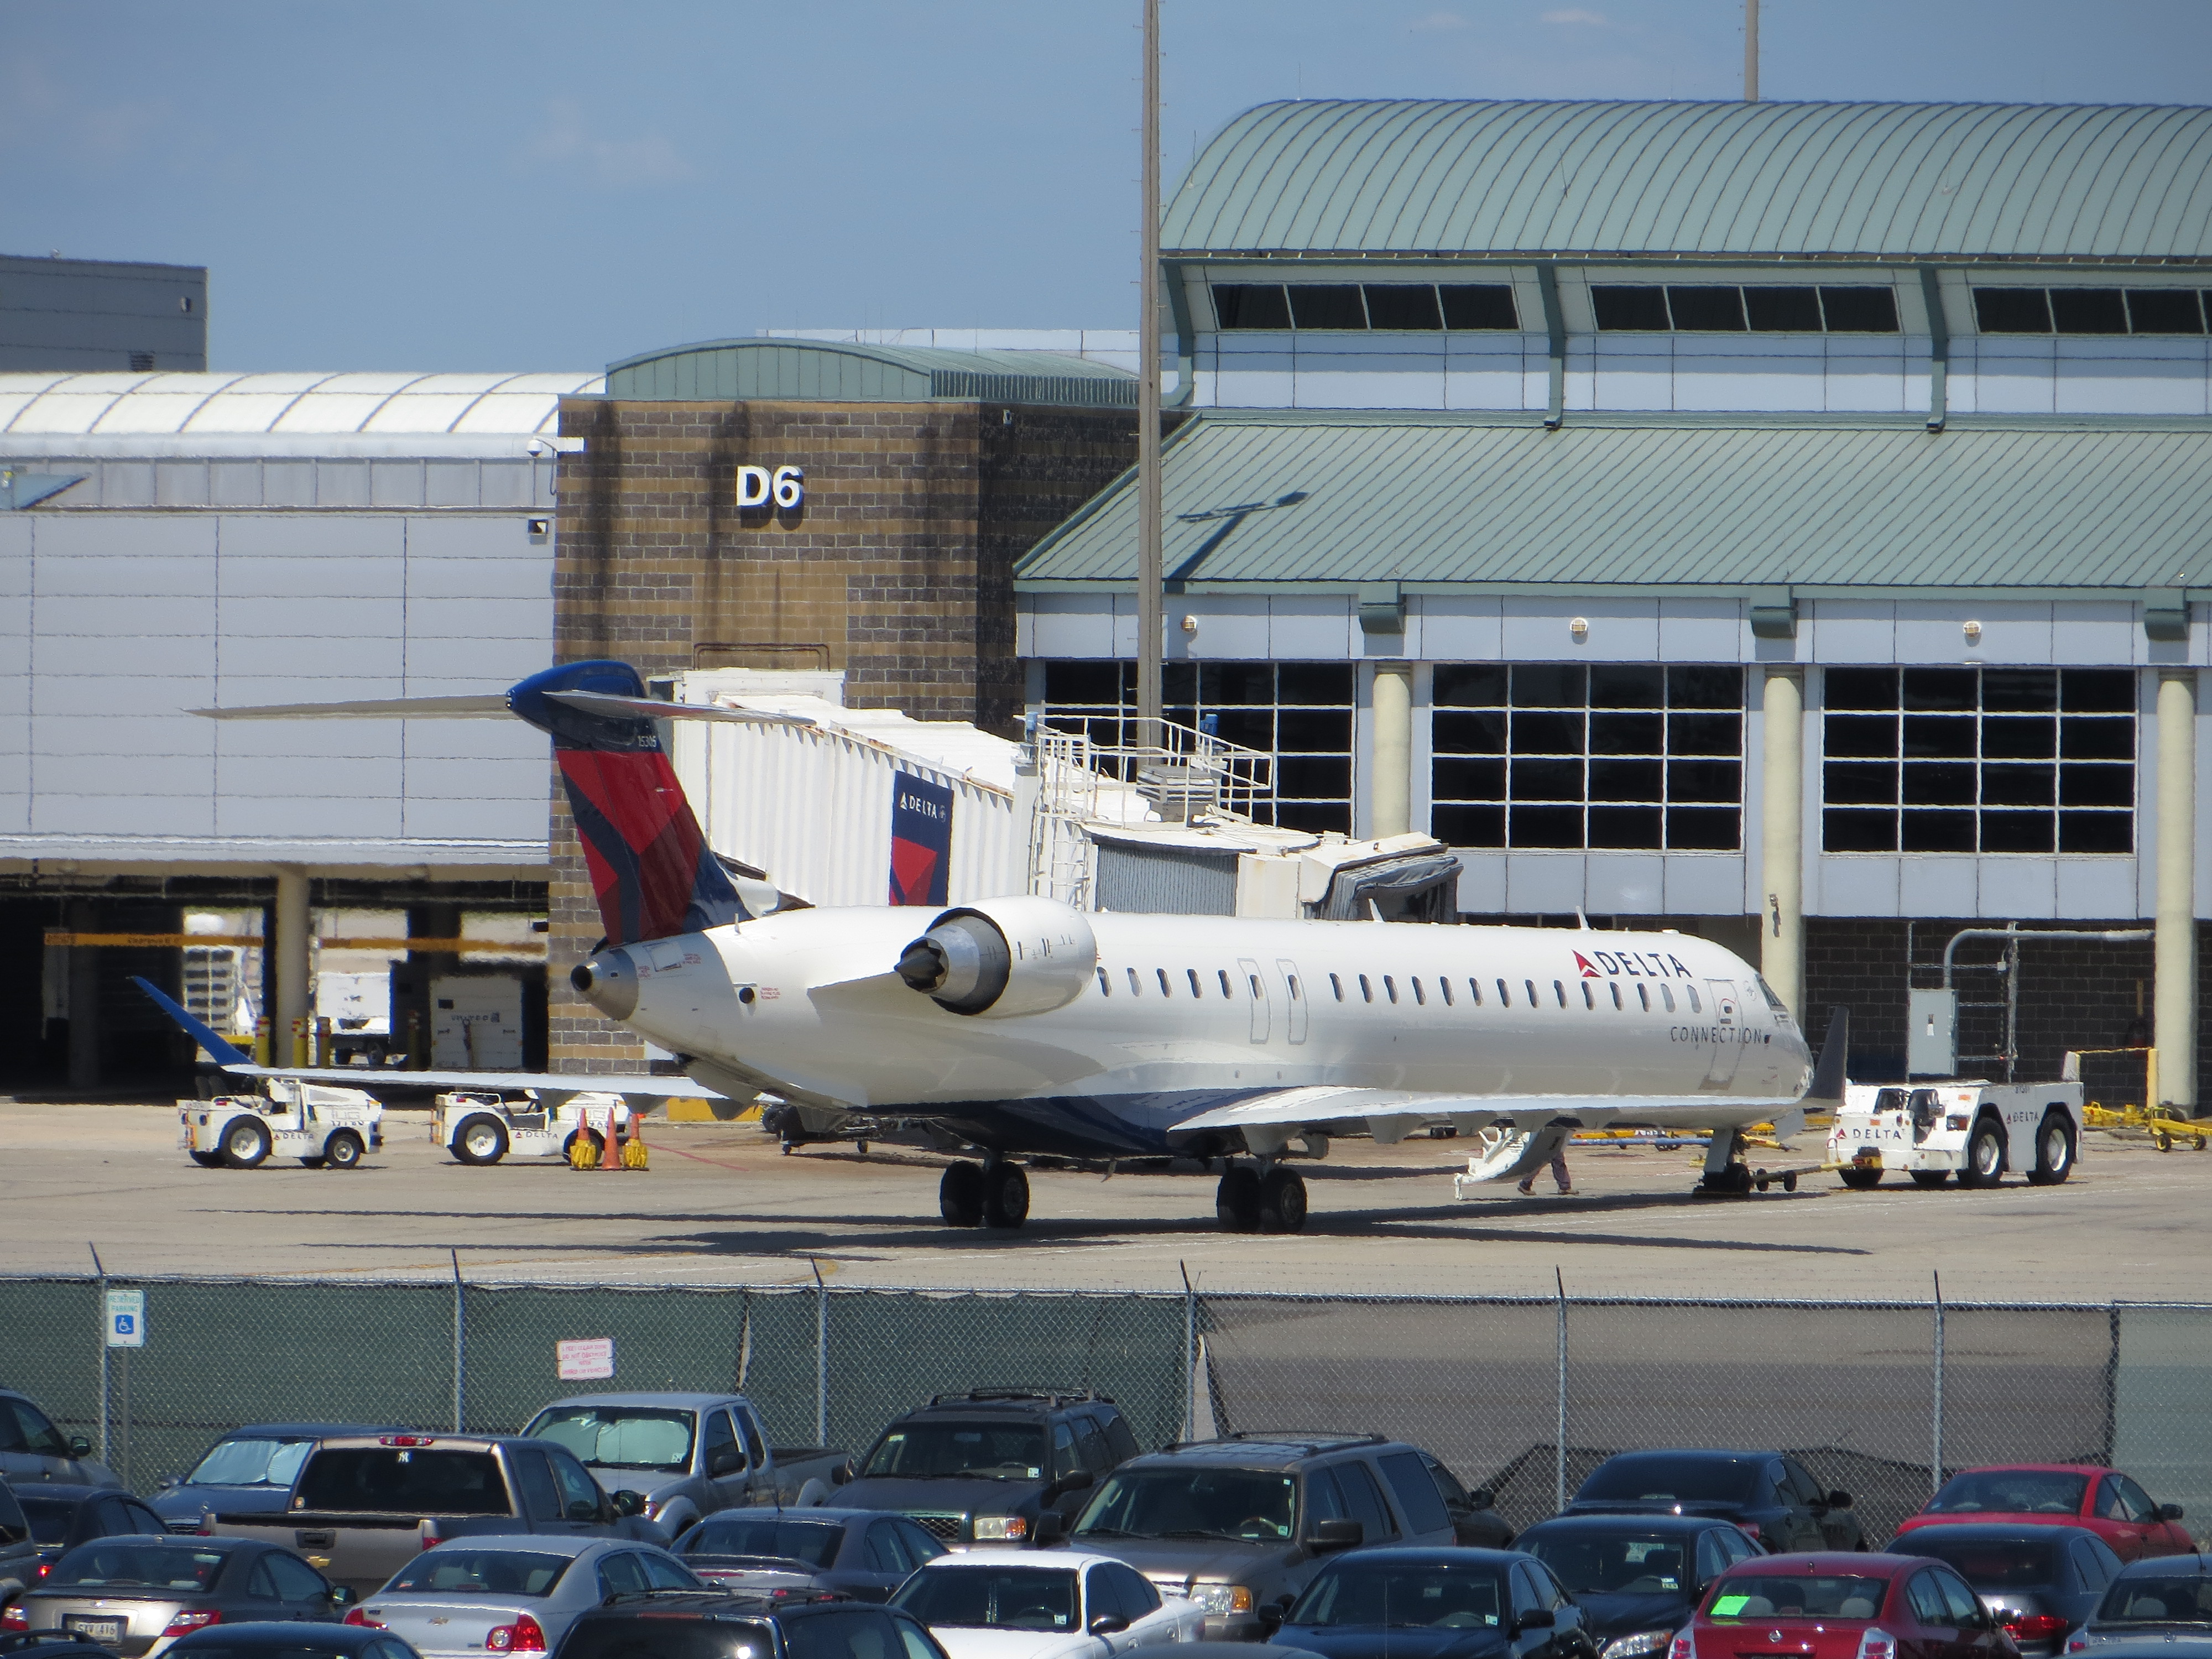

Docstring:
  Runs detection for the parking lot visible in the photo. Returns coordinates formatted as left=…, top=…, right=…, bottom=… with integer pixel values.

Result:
left=2, top=1098, right=2205, bottom=1300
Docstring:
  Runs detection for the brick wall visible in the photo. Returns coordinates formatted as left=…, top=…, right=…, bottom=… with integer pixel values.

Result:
left=544, top=395, right=1135, bottom=1069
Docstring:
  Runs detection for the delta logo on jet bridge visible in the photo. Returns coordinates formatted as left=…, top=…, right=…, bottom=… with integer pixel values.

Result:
left=1573, top=948, right=1695, bottom=980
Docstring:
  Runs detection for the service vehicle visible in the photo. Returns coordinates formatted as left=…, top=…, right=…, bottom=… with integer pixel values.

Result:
left=346, top=1535, right=703, bottom=1657
left=1, top=1536, right=353, bottom=1657
left=431, top=1092, right=632, bottom=1167
left=1267, top=1546, right=1598, bottom=1659
left=890, top=1548, right=1204, bottom=1659
left=178, top=1084, right=384, bottom=1171
left=207, top=1433, right=665, bottom=1598
left=1679, top=1551, right=2014, bottom=1659
left=1829, top=1082, right=2083, bottom=1191
left=518, top=1394, right=852, bottom=1533
left=1892, top=1525, right=2123, bottom=1656
left=1896, top=1468, right=2192, bottom=1563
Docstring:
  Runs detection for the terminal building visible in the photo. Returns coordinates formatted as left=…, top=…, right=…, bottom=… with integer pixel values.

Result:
left=1015, top=100, right=2212, bottom=1099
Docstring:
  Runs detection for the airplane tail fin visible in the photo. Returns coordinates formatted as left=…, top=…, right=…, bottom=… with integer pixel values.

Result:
left=1804, top=1005, right=1850, bottom=1104
left=132, top=974, right=251, bottom=1067
left=507, top=661, right=748, bottom=947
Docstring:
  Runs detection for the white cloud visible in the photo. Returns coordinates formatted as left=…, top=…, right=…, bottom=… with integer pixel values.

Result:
left=1408, top=9, right=1471, bottom=30
left=527, top=100, right=692, bottom=189
left=1541, top=7, right=1608, bottom=23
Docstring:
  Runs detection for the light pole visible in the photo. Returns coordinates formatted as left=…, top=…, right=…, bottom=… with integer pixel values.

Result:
left=1135, top=0, right=1164, bottom=742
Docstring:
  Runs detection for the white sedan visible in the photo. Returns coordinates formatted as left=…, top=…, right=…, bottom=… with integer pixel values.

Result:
left=890, top=1549, right=1203, bottom=1659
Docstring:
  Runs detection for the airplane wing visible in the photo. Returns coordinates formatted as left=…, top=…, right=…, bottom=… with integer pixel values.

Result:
left=1172, top=1086, right=1805, bottom=1141
left=132, top=977, right=724, bottom=1104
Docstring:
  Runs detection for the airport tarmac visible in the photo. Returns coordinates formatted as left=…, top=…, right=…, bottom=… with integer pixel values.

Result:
left=2, top=1099, right=2203, bottom=1304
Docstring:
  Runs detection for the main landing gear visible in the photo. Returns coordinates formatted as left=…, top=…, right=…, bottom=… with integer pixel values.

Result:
left=940, top=1156, right=1030, bottom=1230
left=1215, top=1161, right=1308, bottom=1234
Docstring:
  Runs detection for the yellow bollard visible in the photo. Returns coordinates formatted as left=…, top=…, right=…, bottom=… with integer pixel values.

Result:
left=254, top=1016, right=272, bottom=1066
left=291, top=1015, right=309, bottom=1066
left=315, top=1016, right=332, bottom=1066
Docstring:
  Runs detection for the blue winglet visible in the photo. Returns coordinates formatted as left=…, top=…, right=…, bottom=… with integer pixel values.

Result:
left=131, top=975, right=252, bottom=1067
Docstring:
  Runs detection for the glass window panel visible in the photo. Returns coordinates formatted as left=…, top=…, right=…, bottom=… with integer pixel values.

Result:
left=1592, top=285, right=1670, bottom=330
left=1275, top=707, right=1352, bottom=751
left=1590, top=806, right=1665, bottom=847
left=1902, top=761, right=1977, bottom=805
left=1439, top=284, right=1520, bottom=329
left=2061, top=812, right=2133, bottom=854
left=1434, top=709, right=1507, bottom=754
left=1590, top=665, right=1666, bottom=707
left=1165, top=704, right=1197, bottom=731
left=1433, top=804, right=1505, bottom=846
left=1199, top=661, right=1276, bottom=703
left=1818, top=286, right=1901, bottom=332
left=1745, top=286, right=1822, bottom=331
left=1511, top=757, right=1585, bottom=800
left=1981, top=669, right=2059, bottom=712
left=1668, top=665, right=1744, bottom=709
left=1825, top=667, right=1901, bottom=711
left=1511, top=709, right=1587, bottom=753
left=1903, top=667, right=1979, bottom=711
left=1667, top=285, right=1747, bottom=331
left=1277, top=755, right=1352, bottom=798
left=1982, top=716, right=2057, bottom=758
left=1669, top=759, right=1741, bottom=804
left=1903, top=808, right=1978, bottom=852
left=1511, top=805, right=1584, bottom=847
left=1211, top=707, right=1274, bottom=749
left=1288, top=285, right=1368, bottom=329
left=1827, top=714, right=1901, bottom=758
left=1163, top=660, right=1197, bottom=700
left=1667, top=807, right=1741, bottom=851
left=2126, top=289, right=2206, bottom=334
left=2060, top=763, right=2134, bottom=807
left=1825, top=807, right=1899, bottom=852
left=1668, top=712, right=1742, bottom=755
left=1903, top=714, right=1977, bottom=759
left=1279, top=662, right=1355, bottom=703
left=1362, top=285, right=1443, bottom=330
left=1433, top=757, right=1506, bottom=800
left=1043, top=661, right=1123, bottom=703
left=1824, top=761, right=1898, bottom=805
left=1279, top=801, right=1352, bottom=833
left=1434, top=663, right=1507, bottom=706
left=1974, top=288, right=2053, bottom=332
left=1212, top=284, right=1291, bottom=330
left=1511, top=664, right=1587, bottom=706
left=1590, top=712, right=1665, bottom=754
left=1981, top=764, right=2056, bottom=806
left=2062, top=718, right=2135, bottom=760
left=1981, top=811, right=2055, bottom=853
left=1589, top=758, right=1664, bottom=801
left=2062, top=669, right=2136, bottom=712
left=2050, top=289, right=2128, bottom=333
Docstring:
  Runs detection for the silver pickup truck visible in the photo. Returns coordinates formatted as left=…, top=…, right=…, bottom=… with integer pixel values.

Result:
left=521, top=1392, right=853, bottom=1536
left=212, top=1432, right=666, bottom=1597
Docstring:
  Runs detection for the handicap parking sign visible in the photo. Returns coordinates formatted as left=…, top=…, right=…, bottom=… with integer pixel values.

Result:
left=105, top=1289, right=144, bottom=1348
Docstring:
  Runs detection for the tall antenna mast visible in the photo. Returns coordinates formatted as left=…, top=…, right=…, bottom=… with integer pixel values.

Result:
left=1744, top=0, right=1760, bottom=101
left=1135, top=0, right=1164, bottom=740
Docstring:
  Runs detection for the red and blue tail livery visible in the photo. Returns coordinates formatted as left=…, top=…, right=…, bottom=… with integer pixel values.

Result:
left=508, top=661, right=747, bottom=947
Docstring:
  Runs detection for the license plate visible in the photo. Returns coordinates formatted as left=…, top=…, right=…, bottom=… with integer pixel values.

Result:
left=66, top=1618, right=124, bottom=1642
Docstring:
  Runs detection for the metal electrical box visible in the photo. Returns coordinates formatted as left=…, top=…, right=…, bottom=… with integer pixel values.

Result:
left=430, top=975, right=525, bottom=1070
left=1908, top=988, right=1958, bottom=1077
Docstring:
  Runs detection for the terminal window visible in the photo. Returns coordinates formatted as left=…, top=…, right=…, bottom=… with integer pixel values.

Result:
left=1590, top=284, right=1900, bottom=333
left=1821, top=667, right=2136, bottom=855
left=1430, top=664, right=1744, bottom=851
left=1211, top=282, right=1520, bottom=332
left=1971, top=288, right=2209, bottom=335
left=1040, top=660, right=1355, bottom=833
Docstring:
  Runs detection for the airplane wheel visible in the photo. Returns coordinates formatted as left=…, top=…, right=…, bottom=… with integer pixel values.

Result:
left=1259, top=1167, right=1308, bottom=1233
left=453, top=1115, right=509, bottom=1165
left=2027, top=1113, right=2075, bottom=1185
left=220, top=1115, right=272, bottom=1170
left=940, top=1160, right=984, bottom=1227
left=325, top=1131, right=365, bottom=1170
left=981, top=1163, right=1030, bottom=1230
left=189, top=1151, right=225, bottom=1168
left=1215, top=1165, right=1261, bottom=1233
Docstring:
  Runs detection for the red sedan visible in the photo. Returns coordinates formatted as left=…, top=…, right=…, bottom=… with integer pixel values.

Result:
left=1669, top=1552, right=2017, bottom=1659
left=1893, top=1467, right=2192, bottom=1562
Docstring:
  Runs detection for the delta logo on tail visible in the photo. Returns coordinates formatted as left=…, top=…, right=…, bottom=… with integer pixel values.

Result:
left=889, top=773, right=954, bottom=907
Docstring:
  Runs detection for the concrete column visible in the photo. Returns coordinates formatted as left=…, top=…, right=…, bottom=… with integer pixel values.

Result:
left=273, top=867, right=312, bottom=1067
left=1760, top=667, right=1806, bottom=1019
left=1369, top=665, right=1414, bottom=839
left=2156, top=670, right=2197, bottom=1108
left=66, top=898, right=101, bottom=1089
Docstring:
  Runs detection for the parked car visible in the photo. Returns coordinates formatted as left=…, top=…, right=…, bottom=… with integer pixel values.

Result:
left=208, top=1433, right=666, bottom=1598
left=13, top=1490, right=170, bottom=1579
left=347, top=1534, right=702, bottom=1656
left=1896, top=1468, right=2193, bottom=1563
left=1516, top=1511, right=1766, bottom=1659
left=839, top=1391, right=1140, bottom=1550
left=2065, top=1552, right=2212, bottom=1653
left=1565, top=1452, right=1864, bottom=1554
left=167, top=1624, right=420, bottom=1659
left=1268, top=1546, right=1598, bottom=1659
left=556, top=1593, right=956, bottom=1659
left=1678, top=1552, right=2013, bottom=1659
left=1, top=1634, right=126, bottom=1659
left=1892, top=1525, right=2122, bottom=1657
left=1, top=1536, right=353, bottom=1658
left=149, top=1428, right=411, bottom=1535
left=0, top=1393, right=120, bottom=1490
left=1, top=1485, right=39, bottom=1611
left=1058, top=1432, right=1459, bottom=1640
left=671, top=1508, right=946, bottom=1602
left=1415, top=1455, right=1515, bottom=1550
left=519, top=1394, right=851, bottom=1534
left=890, top=1547, right=1203, bottom=1659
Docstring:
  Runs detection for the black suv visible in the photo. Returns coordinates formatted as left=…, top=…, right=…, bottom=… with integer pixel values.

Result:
left=557, top=1593, right=951, bottom=1659
left=1053, top=1431, right=1462, bottom=1639
left=837, top=1390, right=1140, bottom=1548
left=1564, top=1450, right=1864, bottom=1553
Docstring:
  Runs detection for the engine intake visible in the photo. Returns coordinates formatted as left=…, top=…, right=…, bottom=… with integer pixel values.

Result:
left=895, top=897, right=1098, bottom=1018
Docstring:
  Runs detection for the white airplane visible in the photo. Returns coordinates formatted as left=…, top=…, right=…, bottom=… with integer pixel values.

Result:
left=147, top=659, right=1845, bottom=1234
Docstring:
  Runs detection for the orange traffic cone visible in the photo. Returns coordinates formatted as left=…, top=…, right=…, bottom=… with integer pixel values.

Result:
left=599, top=1116, right=622, bottom=1170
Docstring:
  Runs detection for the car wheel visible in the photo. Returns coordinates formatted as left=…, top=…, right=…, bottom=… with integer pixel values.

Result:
left=453, top=1114, right=509, bottom=1166
left=325, top=1130, right=365, bottom=1170
left=1839, top=1166, right=1882, bottom=1190
left=980, top=1163, right=1030, bottom=1230
left=189, top=1150, right=225, bottom=1168
left=940, top=1160, right=985, bottom=1227
left=1215, top=1165, right=1262, bottom=1232
left=1911, top=1170, right=1950, bottom=1189
left=2027, top=1113, right=2075, bottom=1186
left=220, top=1115, right=272, bottom=1169
left=1960, top=1118, right=2007, bottom=1188
left=1258, top=1167, right=1309, bottom=1233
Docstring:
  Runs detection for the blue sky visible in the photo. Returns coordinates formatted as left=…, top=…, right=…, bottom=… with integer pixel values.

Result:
left=7, top=1, right=2209, bottom=372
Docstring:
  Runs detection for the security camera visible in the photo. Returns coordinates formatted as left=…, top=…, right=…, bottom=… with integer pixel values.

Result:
left=526, top=440, right=547, bottom=457
left=527, top=518, right=551, bottom=536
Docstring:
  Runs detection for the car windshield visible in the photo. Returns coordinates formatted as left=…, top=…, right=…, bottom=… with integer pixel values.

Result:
left=46, top=1543, right=228, bottom=1591
left=293, top=1448, right=509, bottom=1516
left=1522, top=1532, right=1694, bottom=1595
left=1926, top=1472, right=2088, bottom=1516
left=1290, top=1561, right=1509, bottom=1630
left=893, top=1567, right=1081, bottom=1631
left=677, top=1517, right=845, bottom=1568
left=2100, top=1577, right=2212, bottom=1624
left=1580, top=1457, right=1756, bottom=1506
left=18, top=1498, right=78, bottom=1546
left=385, top=1549, right=576, bottom=1597
left=187, top=1437, right=320, bottom=1489
left=1708, top=1576, right=1889, bottom=1620
left=525, top=1408, right=697, bottom=1474
left=1901, top=1538, right=2059, bottom=1590
left=1074, top=1466, right=1298, bottom=1543
left=861, top=1422, right=1046, bottom=1481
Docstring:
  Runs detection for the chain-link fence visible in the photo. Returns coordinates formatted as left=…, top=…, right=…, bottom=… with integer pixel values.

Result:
left=5, top=1274, right=2208, bottom=1548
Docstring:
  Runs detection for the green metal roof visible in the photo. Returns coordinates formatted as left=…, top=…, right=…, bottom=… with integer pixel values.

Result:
left=1163, top=101, right=2212, bottom=261
left=1014, top=410, right=2212, bottom=591
left=605, top=338, right=1136, bottom=405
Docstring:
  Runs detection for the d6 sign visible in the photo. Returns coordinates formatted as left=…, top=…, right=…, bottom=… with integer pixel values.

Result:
left=736, top=465, right=805, bottom=509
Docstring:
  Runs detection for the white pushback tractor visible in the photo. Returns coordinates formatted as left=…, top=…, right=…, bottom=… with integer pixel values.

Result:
left=1828, top=1080, right=2083, bottom=1191
left=178, top=1079, right=385, bottom=1170
left=432, top=1088, right=632, bottom=1165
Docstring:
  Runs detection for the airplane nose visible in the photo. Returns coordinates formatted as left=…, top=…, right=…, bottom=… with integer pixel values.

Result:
left=570, top=948, right=639, bottom=1020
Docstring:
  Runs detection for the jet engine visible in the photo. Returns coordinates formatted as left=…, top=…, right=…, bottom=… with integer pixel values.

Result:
left=894, top=896, right=1098, bottom=1018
